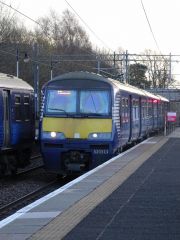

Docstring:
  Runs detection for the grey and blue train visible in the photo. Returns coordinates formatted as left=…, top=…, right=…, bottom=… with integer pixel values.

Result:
left=40, top=71, right=169, bottom=176
left=0, top=73, right=35, bottom=176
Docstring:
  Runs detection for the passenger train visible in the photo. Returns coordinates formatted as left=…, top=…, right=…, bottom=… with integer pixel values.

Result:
left=40, top=71, right=169, bottom=176
left=0, top=73, right=35, bottom=176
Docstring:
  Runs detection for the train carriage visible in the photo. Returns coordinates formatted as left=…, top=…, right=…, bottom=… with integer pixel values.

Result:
left=40, top=71, right=169, bottom=176
left=0, top=73, right=35, bottom=176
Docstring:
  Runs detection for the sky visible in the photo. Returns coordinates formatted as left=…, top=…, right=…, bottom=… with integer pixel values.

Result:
left=3, top=0, right=180, bottom=81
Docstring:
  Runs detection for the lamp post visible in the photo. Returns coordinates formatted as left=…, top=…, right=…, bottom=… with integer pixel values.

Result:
left=16, top=45, right=39, bottom=121
left=16, top=47, right=30, bottom=78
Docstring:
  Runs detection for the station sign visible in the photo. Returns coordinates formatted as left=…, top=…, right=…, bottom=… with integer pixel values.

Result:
left=167, top=112, right=177, bottom=122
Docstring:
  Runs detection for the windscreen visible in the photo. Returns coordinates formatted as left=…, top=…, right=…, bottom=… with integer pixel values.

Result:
left=80, top=90, right=110, bottom=114
left=46, top=89, right=110, bottom=115
left=46, top=90, right=77, bottom=113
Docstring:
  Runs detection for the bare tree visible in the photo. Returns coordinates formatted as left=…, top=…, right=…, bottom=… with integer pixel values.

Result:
left=0, top=3, right=29, bottom=43
left=140, top=49, right=173, bottom=88
left=34, top=9, right=92, bottom=54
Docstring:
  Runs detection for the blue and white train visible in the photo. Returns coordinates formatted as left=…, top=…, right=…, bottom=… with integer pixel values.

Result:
left=0, top=73, right=35, bottom=176
left=40, top=72, right=169, bottom=176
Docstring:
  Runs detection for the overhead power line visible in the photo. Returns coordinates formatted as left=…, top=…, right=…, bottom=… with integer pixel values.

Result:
left=1, top=1, right=113, bottom=56
left=64, top=0, right=114, bottom=53
left=0, top=0, right=95, bottom=56
left=0, top=0, right=42, bottom=28
left=140, top=0, right=161, bottom=53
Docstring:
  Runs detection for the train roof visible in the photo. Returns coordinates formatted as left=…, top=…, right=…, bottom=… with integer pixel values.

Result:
left=46, top=71, right=169, bottom=102
left=155, top=94, right=169, bottom=102
left=0, top=73, right=33, bottom=91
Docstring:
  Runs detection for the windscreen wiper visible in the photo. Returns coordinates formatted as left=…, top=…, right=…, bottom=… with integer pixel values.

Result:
left=89, top=113, right=105, bottom=116
left=48, top=108, right=69, bottom=115
left=81, top=113, right=105, bottom=117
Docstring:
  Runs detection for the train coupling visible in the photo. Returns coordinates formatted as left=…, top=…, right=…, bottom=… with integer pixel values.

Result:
left=62, top=150, right=91, bottom=172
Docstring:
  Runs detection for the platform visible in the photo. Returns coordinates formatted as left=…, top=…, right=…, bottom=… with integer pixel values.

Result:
left=0, top=129, right=180, bottom=240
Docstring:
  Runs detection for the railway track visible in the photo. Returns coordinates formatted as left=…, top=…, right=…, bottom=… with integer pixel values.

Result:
left=0, top=157, right=76, bottom=222
left=0, top=160, right=59, bottom=219
left=0, top=180, right=61, bottom=221
left=17, top=154, right=43, bottom=175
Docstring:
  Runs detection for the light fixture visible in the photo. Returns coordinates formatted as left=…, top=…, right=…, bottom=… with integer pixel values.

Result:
left=23, top=53, right=30, bottom=63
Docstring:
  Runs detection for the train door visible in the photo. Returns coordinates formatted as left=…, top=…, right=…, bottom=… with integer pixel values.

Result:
left=139, top=97, right=142, bottom=138
left=2, top=90, right=11, bottom=147
left=128, top=95, right=132, bottom=142
left=120, top=95, right=130, bottom=146
left=131, top=96, right=140, bottom=141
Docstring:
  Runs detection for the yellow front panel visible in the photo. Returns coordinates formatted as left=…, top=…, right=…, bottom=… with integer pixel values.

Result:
left=42, top=117, right=112, bottom=138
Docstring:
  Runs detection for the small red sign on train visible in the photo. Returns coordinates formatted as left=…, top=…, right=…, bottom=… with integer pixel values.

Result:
left=167, top=112, right=177, bottom=122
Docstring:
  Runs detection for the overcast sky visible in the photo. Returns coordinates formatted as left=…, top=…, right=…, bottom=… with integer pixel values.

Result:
left=5, top=0, right=180, bottom=53
left=3, top=0, right=180, bottom=80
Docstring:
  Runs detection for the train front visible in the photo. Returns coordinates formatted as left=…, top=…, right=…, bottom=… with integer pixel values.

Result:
left=40, top=73, right=115, bottom=175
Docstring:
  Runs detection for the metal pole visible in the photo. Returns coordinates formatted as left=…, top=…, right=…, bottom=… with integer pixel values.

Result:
left=164, top=112, right=167, bottom=136
left=169, top=53, right=172, bottom=84
left=113, top=52, right=116, bottom=73
left=36, top=64, right=39, bottom=117
left=123, top=50, right=128, bottom=83
left=125, top=50, right=128, bottom=83
left=50, top=70, right=53, bottom=80
left=33, top=43, right=39, bottom=120
left=50, top=59, right=53, bottom=80
left=16, top=48, right=19, bottom=78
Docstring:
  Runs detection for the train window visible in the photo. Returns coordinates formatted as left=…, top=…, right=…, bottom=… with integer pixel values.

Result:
left=136, top=100, right=139, bottom=119
left=15, top=96, right=21, bottom=104
left=15, top=107, right=21, bottom=121
left=132, top=99, right=139, bottom=120
left=132, top=99, right=136, bottom=120
left=14, top=95, right=22, bottom=121
left=142, top=106, right=144, bottom=118
left=125, top=99, right=128, bottom=107
left=121, top=98, right=124, bottom=107
left=125, top=98, right=129, bottom=122
left=148, top=100, right=152, bottom=116
left=143, top=101, right=147, bottom=118
left=145, top=100, right=148, bottom=117
left=24, top=96, right=30, bottom=104
left=154, top=102, right=158, bottom=116
left=80, top=90, right=110, bottom=115
left=160, top=103, right=163, bottom=115
left=46, top=90, right=77, bottom=114
left=142, top=101, right=146, bottom=118
left=24, top=96, right=30, bottom=120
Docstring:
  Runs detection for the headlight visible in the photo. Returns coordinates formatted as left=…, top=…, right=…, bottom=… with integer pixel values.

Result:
left=42, top=131, right=66, bottom=139
left=50, top=132, right=56, bottom=138
left=88, top=132, right=111, bottom=140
